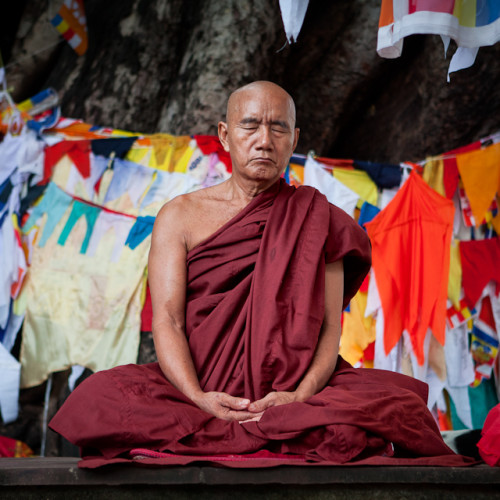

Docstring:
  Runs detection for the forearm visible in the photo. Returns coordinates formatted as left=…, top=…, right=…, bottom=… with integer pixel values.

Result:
left=153, top=319, right=204, bottom=403
left=294, top=322, right=340, bottom=402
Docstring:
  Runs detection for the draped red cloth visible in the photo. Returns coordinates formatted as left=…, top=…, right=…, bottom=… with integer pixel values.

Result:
left=477, top=403, right=500, bottom=467
left=49, top=180, right=473, bottom=468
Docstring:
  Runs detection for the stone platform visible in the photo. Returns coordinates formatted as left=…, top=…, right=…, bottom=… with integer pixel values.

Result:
left=1, top=457, right=500, bottom=499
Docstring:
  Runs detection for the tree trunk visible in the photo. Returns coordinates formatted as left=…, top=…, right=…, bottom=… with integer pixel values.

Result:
left=3, top=0, right=500, bottom=162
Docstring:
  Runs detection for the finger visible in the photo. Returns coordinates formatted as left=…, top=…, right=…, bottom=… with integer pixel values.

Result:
left=239, top=413, right=264, bottom=424
left=221, top=394, right=250, bottom=410
left=227, top=410, right=262, bottom=422
left=248, top=394, right=274, bottom=413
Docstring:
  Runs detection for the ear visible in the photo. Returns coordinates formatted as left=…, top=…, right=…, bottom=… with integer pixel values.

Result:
left=292, top=128, right=300, bottom=152
left=218, top=121, right=230, bottom=152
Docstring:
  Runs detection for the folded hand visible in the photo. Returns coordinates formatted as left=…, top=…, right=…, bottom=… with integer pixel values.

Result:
left=239, top=391, right=297, bottom=423
left=194, top=391, right=258, bottom=422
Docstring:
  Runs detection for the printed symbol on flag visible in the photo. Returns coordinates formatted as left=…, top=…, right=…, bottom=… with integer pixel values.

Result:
left=51, top=0, right=88, bottom=56
left=446, top=298, right=477, bottom=330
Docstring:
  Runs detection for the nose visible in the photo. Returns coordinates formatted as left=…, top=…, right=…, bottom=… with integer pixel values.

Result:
left=257, top=126, right=272, bottom=150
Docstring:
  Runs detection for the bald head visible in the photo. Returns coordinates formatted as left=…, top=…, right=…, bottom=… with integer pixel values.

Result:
left=226, top=81, right=296, bottom=127
left=218, top=80, right=300, bottom=188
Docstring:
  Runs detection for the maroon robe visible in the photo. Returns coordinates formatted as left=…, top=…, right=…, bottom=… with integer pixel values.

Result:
left=49, top=179, right=473, bottom=468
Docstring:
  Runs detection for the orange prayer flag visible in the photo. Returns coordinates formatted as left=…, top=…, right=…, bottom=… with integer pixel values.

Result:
left=366, top=172, right=454, bottom=365
left=456, top=143, right=500, bottom=228
left=378, top=0, right=394, bottom=28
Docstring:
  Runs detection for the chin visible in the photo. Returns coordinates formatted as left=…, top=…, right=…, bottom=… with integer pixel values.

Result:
left=250, top=165, right=279, bottom=179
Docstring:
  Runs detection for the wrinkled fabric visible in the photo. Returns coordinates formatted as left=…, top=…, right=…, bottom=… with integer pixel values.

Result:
left=147, top=134, right=191, bottom=172
left=333, top=168, right=378, bottom=207
left=125, top=216, right=155, bottom=250
left=365, top=172, right=455, bottom=365
left=103, top=158, right=154, bottom=209
left=50, top=179, right=471, bottom=468
left=448, top=240, right=462, bottom=309
left=456, top=143, right=500, bottom=228
left=65, top=154, right=109, bottom=199
left=22, top=182, right=73, bottom=247
left=442, top=141, right=481, bottom=199
left=353, top=160, right=401, bottom=189
left=139, top=170, right=199, bottom=210
left=91, top=137, right=137, bottom=159
left=86, top=210, right=135, bottom=263
left=0, top=435, right=33, bottom=458
left=377, top=0, right=500, bottom=79
left=0, top=133, right=25, bottom=186
left=43, top=140, right=91, bottom=184
left=460, top=237, right=500, bottom=309
left=339, top=290, right=376, bottom=366
left=19, top=194, right=148, bottom=388
left=57, top=200, right=101, bottom=254
left=304, top=157, right=359, bottom=217
left=423, top=157, right=445, bottom=197
left=477, top=403, right=500, bottom=466
left=194, top=135, right=232, bottom=173
left=358, top=201, right=380, bottom=229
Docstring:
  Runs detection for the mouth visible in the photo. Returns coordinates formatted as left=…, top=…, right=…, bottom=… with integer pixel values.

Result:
left=252, top=157, right=275, bottom=164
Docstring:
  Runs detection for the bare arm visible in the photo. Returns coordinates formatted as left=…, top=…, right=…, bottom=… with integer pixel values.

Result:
left=247, top=259, right=344, bottom=415
left=294, top=258, right=344, bottom=401
left=148, top=199, right=255, bottom=421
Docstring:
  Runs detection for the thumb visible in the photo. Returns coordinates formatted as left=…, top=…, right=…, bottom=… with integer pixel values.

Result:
left=221, top=394, right=250, bottom=410
left=248, top=394, right=273, bottom=412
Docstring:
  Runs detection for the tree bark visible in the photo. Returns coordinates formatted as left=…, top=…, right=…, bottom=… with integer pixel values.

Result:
left=3, top=0, right=500, bottom=161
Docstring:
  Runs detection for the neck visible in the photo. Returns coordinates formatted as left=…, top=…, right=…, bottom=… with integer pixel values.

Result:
left=225, top=174, right=280, bottom=204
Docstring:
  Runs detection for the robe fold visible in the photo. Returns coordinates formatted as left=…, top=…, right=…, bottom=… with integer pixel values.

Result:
left=49, top=180, right=473, bottom=468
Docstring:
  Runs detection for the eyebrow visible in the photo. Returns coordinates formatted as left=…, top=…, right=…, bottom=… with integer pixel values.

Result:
left=239, top=117, right=290, bottom=129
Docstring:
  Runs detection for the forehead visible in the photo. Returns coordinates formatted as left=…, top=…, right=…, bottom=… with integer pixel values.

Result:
left=229, top=88, right=295, bottom=123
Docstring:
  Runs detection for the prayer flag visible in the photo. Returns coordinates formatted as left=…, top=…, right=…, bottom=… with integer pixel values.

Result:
left=0, top=49, right=6, bottom=91
left=377, top=0, right=500, bottom=79
left=471, top=296, right=499, bottom=385
left=51, top=0, right=88, bottom=56
left=446, top=298, right=477, bottom=330
left=279, top=0, right=309, bottom=43
left=456, top=143, right=500, bottom=228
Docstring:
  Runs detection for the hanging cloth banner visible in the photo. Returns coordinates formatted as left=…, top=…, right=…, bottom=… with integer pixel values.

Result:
left=455, top=142, right=500, bottom=227
left=377, top=1, right=500, bottom=80
left=51, top=0, right=88, bottom=56
left=0, top=50, right=6, bottom=91
left=279, top=0, right=309, bottom=43
left=365, top=172, right=455, bottom=365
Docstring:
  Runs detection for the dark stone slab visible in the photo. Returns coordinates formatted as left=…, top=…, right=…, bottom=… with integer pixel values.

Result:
left=1, top=458, right=500, bottom=499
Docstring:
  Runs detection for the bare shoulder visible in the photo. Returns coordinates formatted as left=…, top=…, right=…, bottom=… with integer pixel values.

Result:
left=151, top=194, right=190, bottom=252
left=155, top=186, right=217, bottom=227
left=153, top=184, right=227, bottom=252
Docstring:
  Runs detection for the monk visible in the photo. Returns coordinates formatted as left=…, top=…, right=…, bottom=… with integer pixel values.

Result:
left=149, top=81, right=346, bottom=423
left=49, top=81, right=472, bottom=467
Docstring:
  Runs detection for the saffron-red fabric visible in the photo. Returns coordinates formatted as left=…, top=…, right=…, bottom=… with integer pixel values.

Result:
left=43, top=140, right=91, bottom=184
left=365, top=172, right=455, bottom=366
left=477, top=403, right=500, bottom=467
left=460, top=237, right=500, bottom=309
left=0, top=435, right=33, bottom=458
left=140, top=285, right=153, bottom=331
left=49, top=180, right=472, bottom=468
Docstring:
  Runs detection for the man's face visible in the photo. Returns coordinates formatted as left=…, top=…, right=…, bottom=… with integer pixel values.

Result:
left=219, top=86, right=299, bottom=184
